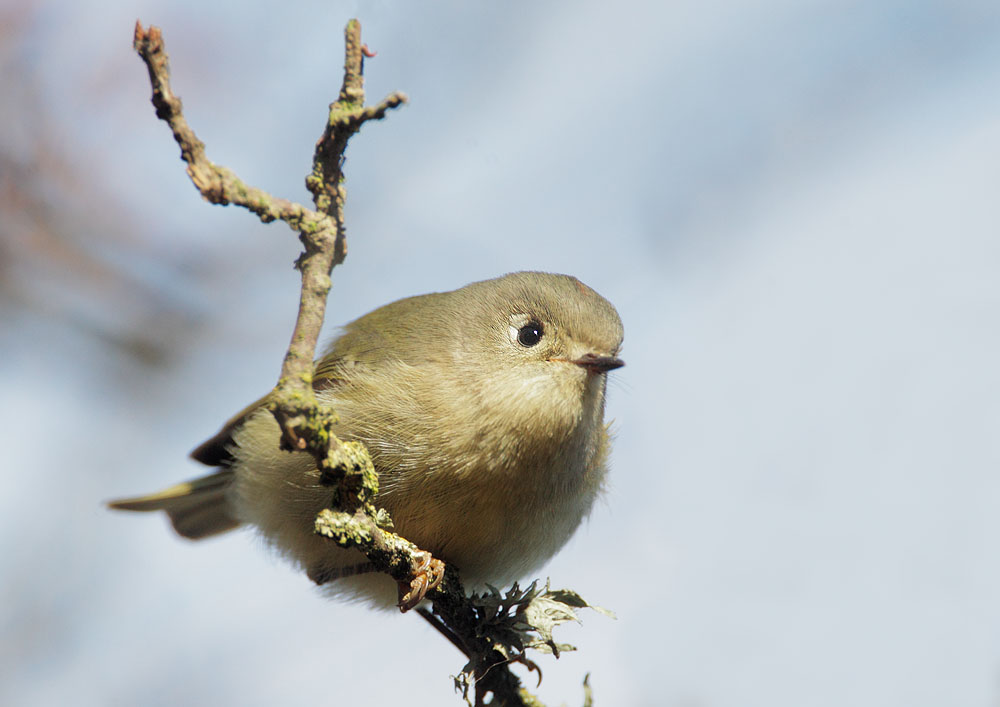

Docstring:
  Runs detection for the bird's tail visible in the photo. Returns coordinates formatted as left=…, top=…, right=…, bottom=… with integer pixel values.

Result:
left=108, top=469, right=240, bottom=540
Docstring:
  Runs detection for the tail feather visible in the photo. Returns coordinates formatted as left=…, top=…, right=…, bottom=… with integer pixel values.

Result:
left=108, top=470, right=240, bottom=540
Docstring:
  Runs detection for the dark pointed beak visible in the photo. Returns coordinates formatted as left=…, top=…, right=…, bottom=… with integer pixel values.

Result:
left=571, top=352, right=625, bottom=374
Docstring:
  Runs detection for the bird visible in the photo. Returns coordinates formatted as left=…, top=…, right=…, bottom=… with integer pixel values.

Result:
left=109, top=271, right=624, bottom=607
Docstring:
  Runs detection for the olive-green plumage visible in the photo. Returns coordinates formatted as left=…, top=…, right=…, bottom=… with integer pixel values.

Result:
left=110, top=272, right=624, bottom=606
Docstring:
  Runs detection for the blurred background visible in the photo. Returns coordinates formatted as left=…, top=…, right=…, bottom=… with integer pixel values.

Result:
left=2, top=0, right=999, bottom=705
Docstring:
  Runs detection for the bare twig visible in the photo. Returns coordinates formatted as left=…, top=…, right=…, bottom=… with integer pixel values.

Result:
left=133, top=22, right=316, bottom=228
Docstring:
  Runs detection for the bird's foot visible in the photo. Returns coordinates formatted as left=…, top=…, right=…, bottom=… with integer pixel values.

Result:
left=397, top=551, right=445, bottom=612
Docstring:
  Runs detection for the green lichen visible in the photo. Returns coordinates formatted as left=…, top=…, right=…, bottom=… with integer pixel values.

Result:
left=314, top=508, right=372, bottom=547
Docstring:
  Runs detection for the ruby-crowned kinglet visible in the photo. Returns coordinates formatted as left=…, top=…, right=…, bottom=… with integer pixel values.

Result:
left=110, top=272, right=624, bottom=606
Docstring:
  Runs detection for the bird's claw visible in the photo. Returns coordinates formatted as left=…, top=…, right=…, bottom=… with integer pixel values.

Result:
left=397, top=552, right=445, bottom=612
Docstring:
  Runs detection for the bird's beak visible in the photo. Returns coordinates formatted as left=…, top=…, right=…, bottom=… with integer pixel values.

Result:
left=569, top=352, right=625, bottom=374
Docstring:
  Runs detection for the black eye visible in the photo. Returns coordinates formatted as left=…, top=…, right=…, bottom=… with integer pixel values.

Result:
left=517, top=321, right=544, bottom=347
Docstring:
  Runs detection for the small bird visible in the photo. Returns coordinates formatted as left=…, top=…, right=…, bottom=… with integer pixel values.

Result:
left=109, top=272, right=624, bottom=607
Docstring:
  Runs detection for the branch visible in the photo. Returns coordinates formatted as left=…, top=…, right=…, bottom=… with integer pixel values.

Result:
left=317, top=495, right=611, bottom=706
left=132, top=22, right=318, bottom=228
left=134, top=20, right=603, bottom=706
left=132, top=19, right=405, bottom=460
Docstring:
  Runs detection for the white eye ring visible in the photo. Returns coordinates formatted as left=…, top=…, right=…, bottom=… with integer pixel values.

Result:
left=509, top=314, right=545, bottom=348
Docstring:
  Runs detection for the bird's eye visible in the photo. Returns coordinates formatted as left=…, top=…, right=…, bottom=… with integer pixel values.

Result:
left=516, top=321, right=544, bottom=347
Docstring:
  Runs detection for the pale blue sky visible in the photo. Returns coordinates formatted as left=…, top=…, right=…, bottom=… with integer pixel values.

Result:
left=3, top=1, right=1000, bottom=705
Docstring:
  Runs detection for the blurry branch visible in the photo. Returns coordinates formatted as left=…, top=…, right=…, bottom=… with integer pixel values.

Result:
left=0, top=5, right=195, bottom=367
left=134, top=19, right=602, bottom=706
